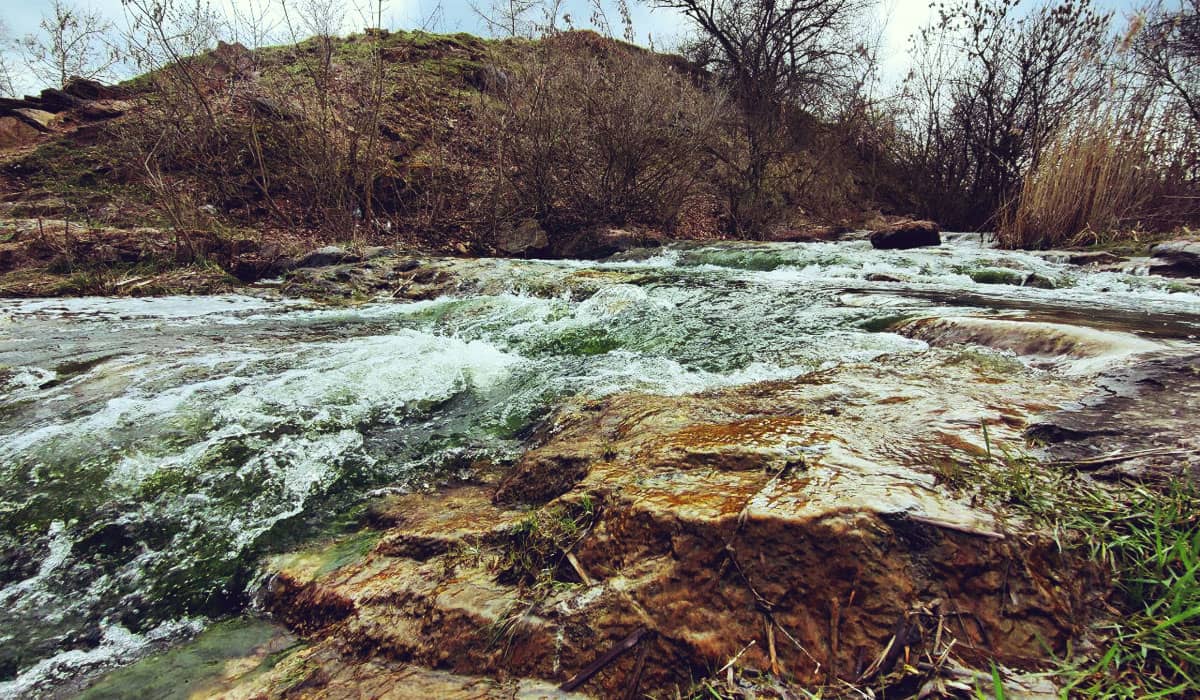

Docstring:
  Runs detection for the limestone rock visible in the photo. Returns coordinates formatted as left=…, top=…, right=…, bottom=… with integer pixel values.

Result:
left=496, top=218, right=548, bottom=255
left=295, top=246, right=360, bottom=269
left=250, top=353, right=1106, bottom=696
left=1149, top=239, right=1200, bottom=278
left=0, top=117, right=41, bottom=150
left=869, top=220, right=941, bottom=249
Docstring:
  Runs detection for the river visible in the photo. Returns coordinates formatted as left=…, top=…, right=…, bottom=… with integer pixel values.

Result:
left=1, top=236, right=1198, bottom=696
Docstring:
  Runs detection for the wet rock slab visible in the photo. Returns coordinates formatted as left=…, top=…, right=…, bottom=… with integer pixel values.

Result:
left=244, top=350, right=1109, bottom=697
left=1028, top=352, right=1200, bottom=482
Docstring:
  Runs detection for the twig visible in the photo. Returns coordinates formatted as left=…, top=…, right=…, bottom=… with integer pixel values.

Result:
left=1048, top=447, right=1187, bottom=470
left=623, top=639, right=650, bottom=700
left=766, top=615, right=780, bottom=675
left=560, top=626, right=649, bottom=692
left=828, top=595, right=841, bottom=683
left=716, top=639, right=757, bottom=676
left=565, top=551, right=593, bottom=586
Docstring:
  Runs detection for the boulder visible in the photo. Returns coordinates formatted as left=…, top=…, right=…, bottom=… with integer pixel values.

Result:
left=1149, top=240, right=1200, bottom=278
left=77, top=102, right=125, bottom=121
left=295, top=246, right=359, bottom=269
left=34, top=88, right=82, bottom=113
left=212, top=41, right=256, bottom=80
left=249, top=352, right=1106, bottom=697
left=62, top=77, right=126, bottom=101
left=11, top=108, right=55, bottom=131
left=467, top=64, right=510, bottom=93
left=0, top=117, right=42, bottom=150
left=869, top=220, right=941, bottom=250
left=551, top=226, right=657, bottom=259
left=495, top=218, right=548, bottom=255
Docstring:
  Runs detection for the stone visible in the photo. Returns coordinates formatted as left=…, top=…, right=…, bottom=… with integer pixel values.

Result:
left=1027, top=353, right=1200, bottom=482
left=77, top=102, right=125, bottom=121
left=11, top=108, right=56, bottom=131
left=1033, top=250, right=1123, bottom=266
left=294, top=246, right=359, bottom=269
left=869, top=220, right=941, bottom=249
left=1149, top=239, right=1200, bottom=278
left=34, top=88, right=81, bottom=113
left=468, top=64, right=511, bottom=93
left=551, top=226, right=655, bottom=259
left=0, top=117, right=41, bottom=150
left=212, top=41, right=255, bottom=79
left=898, top=316, right=1160, bottom=375
left=245, top=351, right=1108, bottom=697
left=1024, top=272, right=1057, bottom=289
left=61, top=77, right=126, bottom=101
left=363, top=246, right=394, bottom=260
left=496, top=218, right=548, bottom=255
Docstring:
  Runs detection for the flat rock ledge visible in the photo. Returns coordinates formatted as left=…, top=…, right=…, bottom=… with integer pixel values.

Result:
left=228, top=345, right=1120, bottom=698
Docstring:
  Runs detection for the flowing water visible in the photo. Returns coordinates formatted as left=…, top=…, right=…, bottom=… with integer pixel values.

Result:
left=1, top=237, right=1198, bottom=697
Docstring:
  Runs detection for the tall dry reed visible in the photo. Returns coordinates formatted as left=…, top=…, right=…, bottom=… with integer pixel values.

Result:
left=997, top=103, right=1155, bottom=248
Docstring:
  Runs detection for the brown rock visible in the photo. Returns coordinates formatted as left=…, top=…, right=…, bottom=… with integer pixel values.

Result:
left=870, top=220, right=941, bottom=249
left=62, top=77, right=127, bottom=101
left=248, top=353, right=1107, bottom=697
left=496, top=218, right=548, bottom=255
left=0, top=117, right=41, bottom=150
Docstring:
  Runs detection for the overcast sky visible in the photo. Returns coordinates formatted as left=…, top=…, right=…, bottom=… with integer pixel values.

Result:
left=2, top=0, right=1142, bottom=94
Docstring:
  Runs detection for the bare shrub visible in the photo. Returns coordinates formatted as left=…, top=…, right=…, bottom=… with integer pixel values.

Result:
left=660, top=0, right=877, bottom=236
left=486, top=37, right=725, bottom=233
left=113, top=0, right=390, bottom=239
left=18, top=0, right=121, bottom=89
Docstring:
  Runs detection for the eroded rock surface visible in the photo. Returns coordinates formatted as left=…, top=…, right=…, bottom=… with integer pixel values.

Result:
left=245, top=348, right=1109, bottom=697
left=1028, top=353, right=1200, bottom=482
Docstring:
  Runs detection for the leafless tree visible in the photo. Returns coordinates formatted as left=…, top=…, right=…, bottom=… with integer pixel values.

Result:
left=1135, top=0, right=1200, bottom=127
left=0, top=20, right=18, bottom=97
left=656, top=0, right=876, bottom=234
left=227, top=0, right=279, bottom=50
left=899, top=0, right=1111, bottom=227
left=471, top=0, right=540, bottom=37
left=18, top=0, right=121, bottom=89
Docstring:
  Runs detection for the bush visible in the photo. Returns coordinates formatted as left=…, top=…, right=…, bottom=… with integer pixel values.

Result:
left=486, top=36, right=726, bottom=233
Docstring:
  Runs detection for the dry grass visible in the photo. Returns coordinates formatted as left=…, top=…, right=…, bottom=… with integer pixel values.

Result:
left=997, top=103, right=1155, bottom=249
left=997, top=94, right=1200, bottom=250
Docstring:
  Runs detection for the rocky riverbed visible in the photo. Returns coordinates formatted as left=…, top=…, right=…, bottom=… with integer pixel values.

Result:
left=1, top=235, right=1198, bottom=698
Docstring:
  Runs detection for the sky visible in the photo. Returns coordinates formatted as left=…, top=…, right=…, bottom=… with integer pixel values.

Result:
left=1, top=0, right=1143, bottom=94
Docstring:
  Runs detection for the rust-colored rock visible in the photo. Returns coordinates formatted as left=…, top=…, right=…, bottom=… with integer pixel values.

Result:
left=0, top=117, right=41, bottom=150
left=239, top=350, right=1109, bottom=697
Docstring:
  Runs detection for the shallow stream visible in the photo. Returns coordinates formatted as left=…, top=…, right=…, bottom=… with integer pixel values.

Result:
left=2, top=237, right=1198, bottom=697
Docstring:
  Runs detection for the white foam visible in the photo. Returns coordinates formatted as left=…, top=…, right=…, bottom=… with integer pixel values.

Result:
left=0, top=618, right=204, bottom=699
